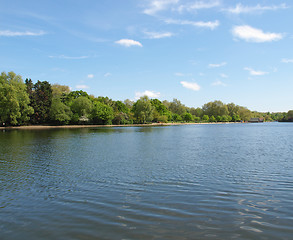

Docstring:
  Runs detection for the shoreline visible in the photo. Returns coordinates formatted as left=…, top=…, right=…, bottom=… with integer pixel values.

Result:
left=0, top=122, right=242, bottom=130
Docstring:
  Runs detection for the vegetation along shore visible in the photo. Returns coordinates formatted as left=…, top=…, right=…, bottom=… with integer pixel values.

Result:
left=1, top=71, right=292, bottom=127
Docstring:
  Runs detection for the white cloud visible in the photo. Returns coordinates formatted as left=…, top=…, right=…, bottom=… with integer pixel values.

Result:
left=180, top=81, right=200, bottom=91
left=143, top=0, right=179, bottom=15
left=220, top=73, right=228, bottom=78
left=49, top=55, right=89, bottom=59
left=208, top=62, right=227, bottom=68
left=282, top=58, right=293, bottom=63
left=104, top=72, right=112, bottom=77
left=211, top=80, right=227, bottom=86
left=178, top=0, right=220, bottom=12
left=165, top=19, right=219, bottom=30
left=115, top=39, right=143, bottom=47
left=0, top=30, right=46, bottom=37
left=175, top=72, right=185, bottom=77
left=244, top=67, right=268, bottom=76
left=76, top=85, right=89, bottom=89
left=144, top=31, right=173, bottom=39
left=87, top=74, right=94, bottom=78
left=225, top=3, right=288, bottom=14
left=232, top=25, right=283, bottom=42
left=135, top=90, right=160, bottom=99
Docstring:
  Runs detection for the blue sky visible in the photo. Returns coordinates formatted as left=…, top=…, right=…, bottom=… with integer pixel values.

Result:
left=1, top=0, right=292, bottom=112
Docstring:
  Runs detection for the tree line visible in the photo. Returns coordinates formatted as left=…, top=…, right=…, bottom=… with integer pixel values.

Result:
left=0, top=71, right=292, bottom=126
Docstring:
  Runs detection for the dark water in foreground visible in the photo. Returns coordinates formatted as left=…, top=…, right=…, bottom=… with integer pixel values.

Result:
left=0, top=123, right=292, bottom=240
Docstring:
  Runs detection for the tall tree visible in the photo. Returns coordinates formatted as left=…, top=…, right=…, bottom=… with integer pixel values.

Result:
left=132, top=96, right=154, bottom=123
left=27, top=80, right=53, bottom=124
left=0, top=72, right=33, bottom=125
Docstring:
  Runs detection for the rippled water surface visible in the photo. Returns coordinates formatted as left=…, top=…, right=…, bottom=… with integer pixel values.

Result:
left=1, top=123, right=293, bottom=239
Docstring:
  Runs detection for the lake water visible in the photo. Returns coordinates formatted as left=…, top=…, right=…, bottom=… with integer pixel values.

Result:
left=0, top=123, right=293, bottom=239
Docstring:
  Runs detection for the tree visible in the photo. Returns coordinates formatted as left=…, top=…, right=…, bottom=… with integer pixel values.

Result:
left=209, top=115, right=216, bottom=122
left=51, top=84, right=70, bottom=98
left=0, top=72, right=34, bottom=125
left=150, top=99, right=171, bottom=122
left=132, top=96, right=154, bottom=123
left=286, top=110, right=293, bottom=122
left=27, top=80, right=53, bottom=124
left=71, top=96, right=93, bottom=120
left=168, top=98, right=186, bottom=115
left=202, top=100, right=229, bottom=117
left=182, top=112, right=193, bottom=122
left=202, top=115, right=209, bottom=122
left=49, top=98, right=72, bottom=124
left=91, top=101, right=114, bottom=124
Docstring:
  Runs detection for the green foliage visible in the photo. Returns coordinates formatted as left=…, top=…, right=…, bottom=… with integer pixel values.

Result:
left=172, top=113, right=182, bottom=122
left=71, top=96, right=93, bottom=120
left=51, top=84, right=70, bottom=98
left=0, top=72, right=34, bottom=125
left=209, top=115, right=216, bottom=122
left=27, top=80, right=53, bottom=124
left=168, top=98, right=186, bottom=115
left=49, top=98, right=72, bottom=124
left=202, top=100, right=229, bottom=117
left=91, top=101, right=114, bottom=125
left=182, top=112, right=193, bottom=122
left=150, top=99, right=172, bottom=122
left=132, top=96, right=154, bottom=123
left=202, top=115, right=209, bottom=122
left=190, top=107, right=203, bottom=117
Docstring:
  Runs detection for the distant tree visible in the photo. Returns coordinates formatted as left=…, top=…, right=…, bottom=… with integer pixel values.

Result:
left=49, top=98, right=72, bottom=124
left=168, top=98, right=186, bottom=115
left=132, top=96, right=154, bottom=123
left=182, top=112, right=193, bottom=122
left=202, top=115, right=209, bottom=122
left=51, top=84, right=70, bottom=98
left=71, top=96, right=93, bottom=120
left=209, top=115, right=216, bottom=122
left=194, top=116, right=200, bottom=122
left=27, top=80, right=53, bottom=124
left=190, top=107, right=203, bottom=117
left=151, top=98, right=171, bottom=121
left=0, top=72, right=34, bottom=125
left=286, top=110, right=293, bottom=122
left=91, top=101, right=114, bottom=125
left=202, top=100, right=228, bottom=117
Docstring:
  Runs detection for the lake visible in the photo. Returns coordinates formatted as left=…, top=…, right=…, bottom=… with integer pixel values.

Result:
left=0, top=123, right=292, bottom=239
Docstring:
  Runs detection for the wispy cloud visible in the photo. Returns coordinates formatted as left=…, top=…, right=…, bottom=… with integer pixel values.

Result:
left=115, top=39, right=143, bottom=47
left=104, top=72, right=112, bottom=77
left=208, top=62, right=227, bottom=68
left=180, top=81, right=200, bottom=91
left=144, top=31, right=173, bottom=39
left=224, top=3, right=288, bottom=14
left=220, top=73, right=228, bottom=78
left=135, top=90, right=160, bottom=99
left=178, top=0, right=221, bottom=12
left=76, top=85, right=89, bottom=89
left=244, top=67, right=268, bottom=76
left=0, top=30, right=46, bottom=37
left=232, top=25, right=283, bottom=42
left=87, top=74, right=94, bottom=78
left=282, top=58, right=293, bottom=63
left=165, top=19, right=219, bottom=30
left=143, top=0, right=179, bottom=15
left=175, top=72, right=185, bottom=77
left=211, top=80, right=227, bottom=86
left=49, top=55, right=89, bottom=60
